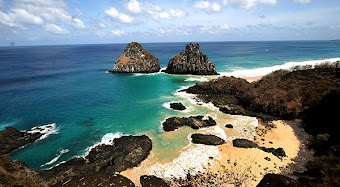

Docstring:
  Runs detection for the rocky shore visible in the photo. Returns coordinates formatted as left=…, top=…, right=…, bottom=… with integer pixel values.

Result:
left=0, top=127, right=152, bottom=186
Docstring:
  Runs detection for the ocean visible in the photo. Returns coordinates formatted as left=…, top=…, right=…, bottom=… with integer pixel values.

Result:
left=0, top=41, right=339, bottom=173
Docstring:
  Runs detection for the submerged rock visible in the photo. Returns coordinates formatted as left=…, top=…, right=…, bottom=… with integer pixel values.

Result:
left=140, top=175, right=169, bottom=187
left=169, top=102, right=186, bottom=111
left=191, top=133, right=225, bottom=145
left=232, top=139, right=259, bottom=148
left=109, top=42, right=160, bottom=73
left=0, top=125, right=54, bottom=154
left=257, top=174, right=301, bottom=187
left=165, top=43, right=218, bottom=75
left=39, top=135, right=152, bottom=180
left=162, top=115, right=216, bottom=131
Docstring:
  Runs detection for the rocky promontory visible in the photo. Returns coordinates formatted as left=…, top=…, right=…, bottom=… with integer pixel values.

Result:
left=164, top=43, right=218, bottom=75
left=0, top=124, right=55, bottom=154
left=109, top=42, right=160, bottom=73
left=39, top=135, right=152, bottom=180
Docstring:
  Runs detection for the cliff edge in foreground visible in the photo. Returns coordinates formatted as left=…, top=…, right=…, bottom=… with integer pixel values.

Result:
left=109, top=42, right=160, bottom=73
left=165, top=43, right=218, bottom=75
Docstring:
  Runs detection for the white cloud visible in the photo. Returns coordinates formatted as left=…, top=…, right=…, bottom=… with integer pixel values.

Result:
left=193, top=1, right=221, bottom=13
left=0, top=0, right=88, bottom=33
left=105, top=7, right=134, bottom=23
left=44, top=23, right=70, bottom=34
left=0, top=8, right=43, bottom=30
left=112, top=29, right=125, bottom=36
left=223, top=0, right=277, bottom=9
left=220, top=24, right=230, bottom=30
left=71, top=18, right=86, bottom=30
left=126, top=0, right=142, bottom=14
left=105, top=7, right=119, bottom=18
left=169, top=9, right=186, bottom=18
left=95, top=31, right=106, bottom=37
left=292, top=0, right=312, bottom=4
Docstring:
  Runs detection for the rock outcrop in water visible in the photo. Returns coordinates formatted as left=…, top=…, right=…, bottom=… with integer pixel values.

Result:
left=109, top=42, right=160, bottom=73
left=39, top=135, right=152, bottom=180
left=0, top=125, right=54, bottom=154
left=169, top=102, right=186, bottom=111
left=162, top=115, right=216, bottom=131
left=164, top=43, right=218, bottom=75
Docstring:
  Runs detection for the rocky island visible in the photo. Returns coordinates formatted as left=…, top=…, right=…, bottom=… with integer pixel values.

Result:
left=164, top=43, right=218, bottom=75
left=109, top=42, right=160, bottom=73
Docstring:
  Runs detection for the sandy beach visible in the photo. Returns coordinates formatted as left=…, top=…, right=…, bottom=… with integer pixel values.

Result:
left=121, top=117, right=303, bottom=186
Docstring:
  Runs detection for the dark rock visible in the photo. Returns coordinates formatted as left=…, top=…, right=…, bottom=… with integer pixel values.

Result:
left=257, top=174, right=301, bottom=187
left=51, top=173, right=135, bottom=187
left=0, top=126, right=49, bottom=154
left=264, top=157, right=271, bottom=161
left=162, top=115, right=216, bottom=132
left=169, top=102, right=186, bottom=111
left=165, top=43, right=218, bottom=75
left=191, top=134, right=225, bottom=145
left=39, top=135, right=152, bottom=180
left=109, top=42, right=160, bottom=73
left=225, top=124, right=233, bottom=128
left=259, top=147, right=286, bottom=158
left=140, top=175, right=169, bottom=187
left=232, top=139, right=259, bottom=148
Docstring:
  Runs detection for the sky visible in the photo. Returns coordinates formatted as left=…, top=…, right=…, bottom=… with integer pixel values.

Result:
left=0, top=0, right=340, bottom=46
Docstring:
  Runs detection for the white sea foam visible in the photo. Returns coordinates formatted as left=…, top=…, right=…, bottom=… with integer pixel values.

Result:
left=133, top=67, right=166, bottom=76
left=199, top=126, right=227, bottom=140
left=227, top=115, right=258, bottom=141
left=41, top=149, right=69, bottom=167
left=220, top=57, right=340, bottom=78
left=184, top=77, right=208, bottom=82
left=26, top=123, right=57, bottom=141
left=81, top=132, right=123, bottom=158
left=147, top=144, right=221, bottom=179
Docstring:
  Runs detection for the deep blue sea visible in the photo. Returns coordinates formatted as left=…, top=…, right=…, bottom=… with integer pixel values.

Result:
left=0, top=41, right=339, bottom=170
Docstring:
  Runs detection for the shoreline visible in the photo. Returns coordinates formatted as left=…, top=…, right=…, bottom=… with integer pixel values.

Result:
left=121, top=75, right=306, bottom=186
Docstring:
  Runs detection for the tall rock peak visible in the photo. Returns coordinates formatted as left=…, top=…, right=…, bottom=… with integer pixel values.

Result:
left=109, top=42, right=160, bottom=73
left=165, top=43, right=218, bottom=75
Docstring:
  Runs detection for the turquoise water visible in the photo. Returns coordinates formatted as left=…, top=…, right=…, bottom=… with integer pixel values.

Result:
left=0, top=41, right=339, bottom=170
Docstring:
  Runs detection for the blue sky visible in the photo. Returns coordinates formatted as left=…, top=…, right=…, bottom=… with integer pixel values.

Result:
left=0, top=0, right=340, bottom=46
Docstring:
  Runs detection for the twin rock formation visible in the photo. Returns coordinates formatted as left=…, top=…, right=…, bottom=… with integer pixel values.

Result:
left=109, top=42, right=217, bottom=75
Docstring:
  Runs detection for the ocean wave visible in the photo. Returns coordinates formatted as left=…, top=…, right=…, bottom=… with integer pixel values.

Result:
left=26, top=123, right=58, bottom=141
left=220, top=57, right=340, bottom=78
left=81, top=132, right=123, bottom=158
left=40, top=149, right=69, bottom=167
left=184, top=77, right=208, bottom=82
left=133, top=67, right=166, bottom=76
left=147, top=144, right=221, bottom=179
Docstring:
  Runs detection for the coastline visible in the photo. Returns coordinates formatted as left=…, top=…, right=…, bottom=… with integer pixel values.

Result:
left=120, top=72, right=306, bottom=185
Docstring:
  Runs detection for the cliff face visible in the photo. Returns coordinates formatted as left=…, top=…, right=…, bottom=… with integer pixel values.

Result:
left=109, top=42, right=160, bottom=73
left=165, top=43, right=218, bottom=75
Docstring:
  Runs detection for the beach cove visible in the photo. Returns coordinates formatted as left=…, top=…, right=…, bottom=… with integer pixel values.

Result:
left=1, top=41, right=339, bottom=186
